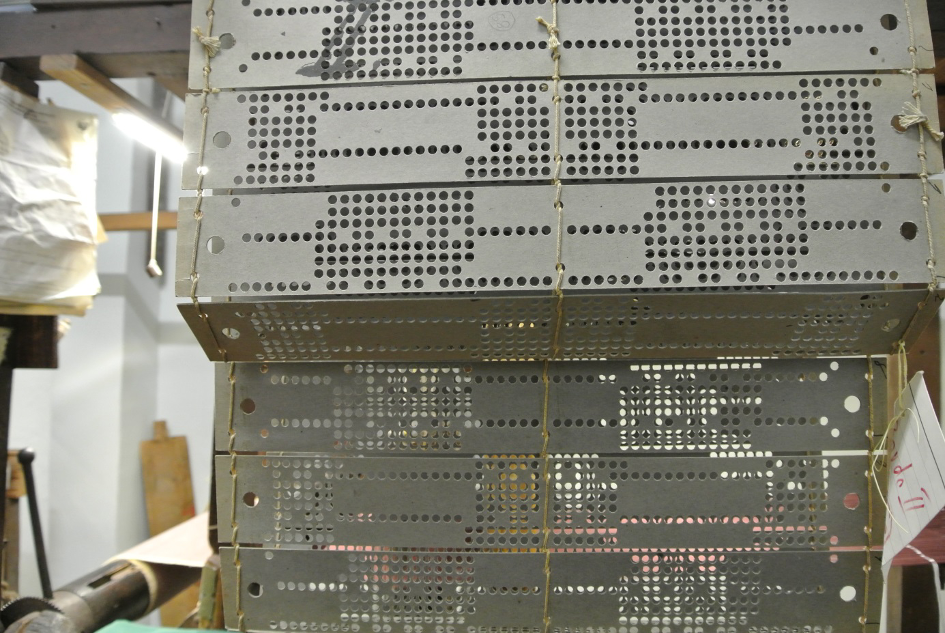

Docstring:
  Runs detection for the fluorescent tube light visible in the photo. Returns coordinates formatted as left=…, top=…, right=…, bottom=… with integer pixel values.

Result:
left=112, top=112, right=186, bottom=163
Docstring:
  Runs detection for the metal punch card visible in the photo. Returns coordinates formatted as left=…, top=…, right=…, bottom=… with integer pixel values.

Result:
left=215, top=453, right=868, bottom=550
left=216, top=358, right=878, bottom=455
left=180, top=288, right=943, bottom=361
left=220, top=548, right=880, bottom=633
left=183, top=73, right=941, bottom=189
left=190, top=0, right=933, bottom=89
left=177, top=179, right=941, bottom=298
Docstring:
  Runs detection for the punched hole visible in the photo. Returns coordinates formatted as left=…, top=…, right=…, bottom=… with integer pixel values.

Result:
left=213, top=131, right=232, bottom=148
left=240, top=398, right=256, bottom=414
left=248, top=582, right=263, bottom=597
left=844, top=395, right=861, bottom=413
left=900, top=221, right=918, bottom=240
left=207, top=236, right=225, bottom=254
left=243, top=492, right=259, bottom=507
left=880, top=14, right=898, bottom=30
left=843, top=492, right=860, bottom=510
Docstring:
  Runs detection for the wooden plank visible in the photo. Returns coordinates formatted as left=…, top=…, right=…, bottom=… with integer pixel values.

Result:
left=897, top=290, right=943, bottom=633
left=885, top=565, right=903, bottom=633
left=83, top=52, right=188, bottom=79
left=0, top=63, right=39, bottom=98
left=0, top=317, right=58, bottom=369
left=2, top=452, right=24, bottom=599
left=100, top=211, right=176, bottom=232
left=40, top=54, right=181, bottom=138
left=32, top=0, right=190, bottom=9
left=908, top=313, right=940, bottom=416
left=0, top=370, right=11, bottom=586
left=0, top=5, right=190, bottom=61
left=4, top=52, right=189, bottom=85
left=155, top=75, right=187, bottom=100
left=935, top=56, right=945, bottom=86
left=140, top=420, right=198, bottom=626
left=881, top=308, right=943, bottom=630
left=196, top=557, right=224, bottom=629
left=3, top=497, right=19, bottom=600
left=7, top=452, right=25, bottom=501
left=931, top=1, right=945, bottom=32
left=902, top=565, right=939, bottom=633
left=140, top=421, right=195, bottom=538
left=931, top=30, right=945, bottom=84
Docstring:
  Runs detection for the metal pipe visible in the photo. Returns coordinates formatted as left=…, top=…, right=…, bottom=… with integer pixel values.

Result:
left=3, top=559, right=201, bottom=633
left=51, top=560, right=150, bottom=632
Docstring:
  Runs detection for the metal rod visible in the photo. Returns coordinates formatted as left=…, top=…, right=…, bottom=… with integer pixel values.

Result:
left=146, top=90, right=173, bottom=278
left=17, top=449, right=51, bottom=599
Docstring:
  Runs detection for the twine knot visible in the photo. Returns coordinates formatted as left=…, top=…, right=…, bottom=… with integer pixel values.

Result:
left=895, top=102, right=945, bottom=141
left=193, top=27, right=222, bottom=58
left=536, top=17, right=560, bottom=51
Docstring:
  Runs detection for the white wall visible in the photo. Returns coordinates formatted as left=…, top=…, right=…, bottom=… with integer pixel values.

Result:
left=8, top=80, right=214, bottom=600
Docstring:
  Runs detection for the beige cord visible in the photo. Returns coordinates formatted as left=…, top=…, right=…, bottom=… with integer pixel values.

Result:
left=862, top=358, right=875, bottom=631
left=536, top=5, right=563, bottom=633
left=193, top=27, right=222, bottom=58
left=225, top=361, right=244, bottom=631
left=895, top=0, right=942, bottom=350
left=192, top=4, right=242, bottom=631
left=188, top=3, right=227, bottom=361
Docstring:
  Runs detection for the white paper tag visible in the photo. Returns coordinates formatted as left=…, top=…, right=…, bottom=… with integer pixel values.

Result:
left=882, top=372, right=945, bottom=576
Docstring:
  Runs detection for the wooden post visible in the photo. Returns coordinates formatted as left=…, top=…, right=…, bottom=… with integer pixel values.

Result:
left=0, top=315, right=58, bottom=603
left=894, top=317, right=943, bottom=633
left=2, top=451, right=26, bottom=601
left=140, top=421, right=199, bottom=626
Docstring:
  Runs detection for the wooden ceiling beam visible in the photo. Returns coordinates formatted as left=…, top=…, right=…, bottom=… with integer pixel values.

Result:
left=31, top=0, right=189, bottom=9
left=0, top=63, right=39, bottom=98
left=155, top=74, right=188, bottom=100
left=0, top=5, right=190, bottom=80
left=40, top=54, right=181, bottom=138
left=0, top=4, right=190, bottom=58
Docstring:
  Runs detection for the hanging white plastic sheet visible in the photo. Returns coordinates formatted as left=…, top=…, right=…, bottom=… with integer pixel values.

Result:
left=0, top=83, right=99, bottom=314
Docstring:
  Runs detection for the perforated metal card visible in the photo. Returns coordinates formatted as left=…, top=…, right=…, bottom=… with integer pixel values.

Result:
left=190, top=0, right=933, bottom=89
left=182, top=73, right=941, bottom=189
left=547, top=550, right=881, bottom=633
left=178, top=179, right=939, bottom=298
left=216, top=358, right=878, bottom=455
left=221, top=548, right=880, bottom=633
left=216, top=453, right=867, bottom=549
left=181, top=288, right=942, bottom=361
